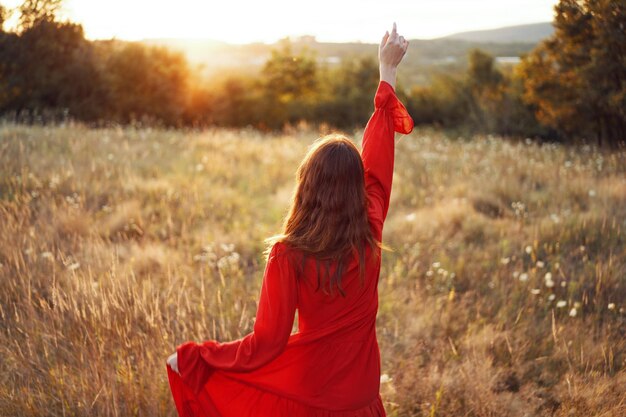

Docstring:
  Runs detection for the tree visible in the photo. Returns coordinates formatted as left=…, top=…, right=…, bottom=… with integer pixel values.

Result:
left=467, top=49, right=503, bottom=90
left=19, top=0, right=63, bottom=30
left=465, top=49, right=505, bottom=131
left=261, top=40, right=318, bottom=128
left=407, top=73, right=469, bottom=128
left=103, top=42, right=191, bottom=125
left=406, top=49, right=545, bottom=138
left=209, top=74, right=261, bottom=128
left=518, top=0, right=626, bottom=146
left=315, top=56, right=379, bottom=128
left=0, top=4, right=8, bottom=32
left=0, top=20, right=104, bottom=121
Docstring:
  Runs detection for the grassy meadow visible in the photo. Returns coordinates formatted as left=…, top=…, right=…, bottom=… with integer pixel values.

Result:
left=0, top=123, right=625, bottom=416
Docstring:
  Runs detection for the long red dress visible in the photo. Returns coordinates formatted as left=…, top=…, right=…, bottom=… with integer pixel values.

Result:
left=167, top=80, right=414, bottom=417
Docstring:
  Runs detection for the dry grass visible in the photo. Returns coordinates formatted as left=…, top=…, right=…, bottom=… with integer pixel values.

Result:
left=0, top=124, right=624, bottom=416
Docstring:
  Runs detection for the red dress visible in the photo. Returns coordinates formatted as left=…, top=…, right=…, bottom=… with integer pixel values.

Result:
left=167, top=80, right=414, bottom=417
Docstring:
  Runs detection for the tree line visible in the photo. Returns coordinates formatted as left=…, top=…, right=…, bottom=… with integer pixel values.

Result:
left=0, top=0, right=624, bottom=146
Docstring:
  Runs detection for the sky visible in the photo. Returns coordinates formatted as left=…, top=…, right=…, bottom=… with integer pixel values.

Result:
left=3, top=0, right=558, bottom=44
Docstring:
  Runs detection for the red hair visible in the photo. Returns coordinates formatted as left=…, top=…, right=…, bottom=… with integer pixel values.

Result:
left=267, top=134, right=379, bottom=296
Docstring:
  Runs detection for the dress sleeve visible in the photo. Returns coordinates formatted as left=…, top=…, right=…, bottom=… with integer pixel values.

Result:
left=361, top=80, right=414, bottom=241
left=174, top=243, right=298, bottom=395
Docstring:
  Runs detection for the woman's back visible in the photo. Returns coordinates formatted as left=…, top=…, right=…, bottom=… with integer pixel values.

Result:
left=295, top=242, right=380, bottom=334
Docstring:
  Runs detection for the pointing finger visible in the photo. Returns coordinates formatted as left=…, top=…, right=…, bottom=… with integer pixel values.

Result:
left=390, top=22, right=398, bottom=39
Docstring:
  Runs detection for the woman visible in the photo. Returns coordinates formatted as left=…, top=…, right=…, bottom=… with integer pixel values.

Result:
left=166, top=23, right=413, bottom=417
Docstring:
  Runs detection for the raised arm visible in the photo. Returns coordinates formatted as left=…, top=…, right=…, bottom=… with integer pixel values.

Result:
left=361, top=23, right=413, bottom=241
left=378, top=22, right=407, bottom=90
left=171, top=243, right=298, bottom=394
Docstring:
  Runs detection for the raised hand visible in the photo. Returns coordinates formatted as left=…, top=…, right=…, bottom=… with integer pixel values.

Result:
left=378, top=22, right=409, bottom=89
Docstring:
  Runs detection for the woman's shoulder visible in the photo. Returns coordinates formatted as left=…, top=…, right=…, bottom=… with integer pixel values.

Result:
left=265, top=241, right=307, bottom=278
left=272, top=241, right=303, bottom=257
left=266, top=240, right=302, bottom=260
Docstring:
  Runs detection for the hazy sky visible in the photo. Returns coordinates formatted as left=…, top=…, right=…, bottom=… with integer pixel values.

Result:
left=3, top=0, right=558, bottom=43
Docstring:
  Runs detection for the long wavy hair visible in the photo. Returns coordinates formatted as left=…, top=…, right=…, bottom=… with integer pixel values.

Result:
left=266, top=134, right=380, bottom=297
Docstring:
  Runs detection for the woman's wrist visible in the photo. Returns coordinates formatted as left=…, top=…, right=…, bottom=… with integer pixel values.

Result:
left=379, top=65, right=397, bottom=89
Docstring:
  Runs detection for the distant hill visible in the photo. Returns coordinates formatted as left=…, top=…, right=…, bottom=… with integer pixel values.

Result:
left=141, top=22, right=553, bottom=86
left=441, top=22, right=554, bottom=44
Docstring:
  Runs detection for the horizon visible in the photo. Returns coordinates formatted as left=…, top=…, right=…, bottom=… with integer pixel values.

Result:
left=123, top=21, right=555, bottom=46
left=1, top=0, right=558, bottom=44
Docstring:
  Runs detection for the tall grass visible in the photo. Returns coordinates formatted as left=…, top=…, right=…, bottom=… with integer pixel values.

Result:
left=0, top=124, right=624, bottom=416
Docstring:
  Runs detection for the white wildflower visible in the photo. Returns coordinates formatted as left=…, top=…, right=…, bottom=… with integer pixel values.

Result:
left=519, top=273, right=529, bottom=282
left=608, top=303, right=615, bottom=310
left=67, top=262, right=80, bottom=271
left=569, top=308, right=577, bottom=317
left=220, top=243, right=235, bottom=253
left=49, top=174, right=60, bottom=188
left=193, top=254, right=207, bottom=262
left=217, top=257, right=228, bottom=269
left=556, top=300, right=567, bottom=308
left=544, top=272, right=554, bottom=288
left=228, top=252, right=240, bottom=266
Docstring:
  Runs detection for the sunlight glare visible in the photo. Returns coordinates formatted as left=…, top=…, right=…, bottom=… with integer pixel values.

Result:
left=3, top=0, right=558, bottom=43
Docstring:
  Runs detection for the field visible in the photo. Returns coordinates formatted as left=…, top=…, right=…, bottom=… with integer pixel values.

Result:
left=1, top=123, right=625, bottom=416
